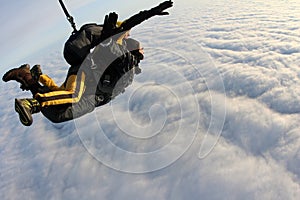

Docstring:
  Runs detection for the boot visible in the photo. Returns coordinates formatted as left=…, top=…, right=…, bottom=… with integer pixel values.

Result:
left=30, top=64, right=42, bottom=82
left=15, top=98, right=41, bottom=126
left=19, top=64, right=43, bottom=91
left=2, top=64, right=36, bottom=88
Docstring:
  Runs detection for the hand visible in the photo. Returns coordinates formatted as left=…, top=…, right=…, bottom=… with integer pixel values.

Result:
left=151, top=0, right=174, bottom=16
left=131, top=49, right=144, bottom=61
left=101, top=12, right=121, bottom=41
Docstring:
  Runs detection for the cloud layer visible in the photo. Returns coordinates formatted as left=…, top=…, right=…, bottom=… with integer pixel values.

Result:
left=0, top=0, right=300, bottom=199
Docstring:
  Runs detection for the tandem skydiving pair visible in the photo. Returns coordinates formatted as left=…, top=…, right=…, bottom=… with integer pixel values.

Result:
left=2, top=1, right=173, bottom=126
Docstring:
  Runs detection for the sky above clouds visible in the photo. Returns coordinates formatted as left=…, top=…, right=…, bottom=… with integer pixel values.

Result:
left=0, top=0, right=169, bottom=69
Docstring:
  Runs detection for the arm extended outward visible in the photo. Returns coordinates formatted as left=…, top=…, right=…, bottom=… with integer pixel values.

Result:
left=101, top=1, right=174, bottom=41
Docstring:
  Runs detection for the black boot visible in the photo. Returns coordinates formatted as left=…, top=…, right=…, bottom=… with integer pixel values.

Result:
left=15, top=98, right=41, bottom=126
left=19, top=64, right=44, bottom=92
left=30, top=64, right=42, bottom=82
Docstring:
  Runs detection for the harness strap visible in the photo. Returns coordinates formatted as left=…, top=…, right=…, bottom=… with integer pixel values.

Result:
left=58, top=0, right=77, bottom=33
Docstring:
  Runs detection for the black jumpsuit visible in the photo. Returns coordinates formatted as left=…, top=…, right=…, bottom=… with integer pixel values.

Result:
left=36, top=39, right=138, bottom=123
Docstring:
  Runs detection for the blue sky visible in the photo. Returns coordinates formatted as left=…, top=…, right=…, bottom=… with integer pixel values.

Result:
left=0, top=0, right=171, bottom=70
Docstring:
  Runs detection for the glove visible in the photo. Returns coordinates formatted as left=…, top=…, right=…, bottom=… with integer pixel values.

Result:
left=101, top=12, right=122, bottom=41
left=131, top=49, right=144, bottom=61
left=151, top=0, right=174, bottom=16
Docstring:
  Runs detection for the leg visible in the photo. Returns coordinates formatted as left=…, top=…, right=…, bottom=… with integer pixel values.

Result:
left=41, top=94, right=97, bottom=123
left=35, top=71, right=86, bottom=107
left=39, top=74, right=61, bottom=91
left=2, top=64, right=49, bottom=95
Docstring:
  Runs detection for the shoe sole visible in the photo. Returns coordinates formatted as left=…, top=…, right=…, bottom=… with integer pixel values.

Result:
left=15, top=99, right=33, bottom=126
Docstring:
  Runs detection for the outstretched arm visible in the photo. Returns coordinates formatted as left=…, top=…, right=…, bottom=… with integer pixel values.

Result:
left=101, top=1, right=173, bottom=41
left=120, top=0, right=174, bottom=31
